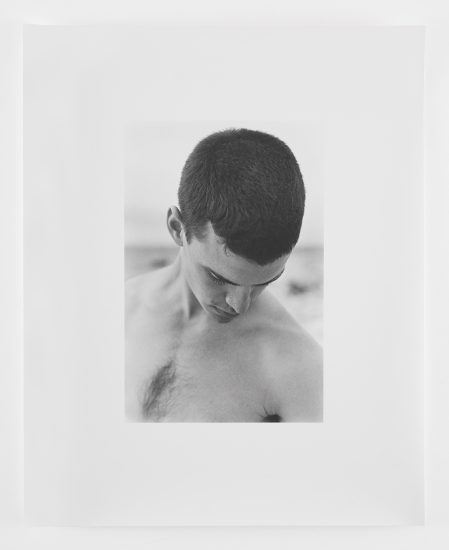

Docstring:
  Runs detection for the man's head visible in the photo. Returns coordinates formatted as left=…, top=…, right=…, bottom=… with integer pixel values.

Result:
left=177, top=128, right=305, bottom=266
left=168, top=128, right=305, bottom=321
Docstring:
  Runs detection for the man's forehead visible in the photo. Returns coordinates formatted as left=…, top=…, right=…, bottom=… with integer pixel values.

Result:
left=190, top=222, right=245, bottom=263
left=189, top=223, right=289, bottom=285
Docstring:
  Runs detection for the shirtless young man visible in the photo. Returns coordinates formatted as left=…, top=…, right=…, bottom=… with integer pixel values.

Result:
left=125, top=128, right=322, bottom=422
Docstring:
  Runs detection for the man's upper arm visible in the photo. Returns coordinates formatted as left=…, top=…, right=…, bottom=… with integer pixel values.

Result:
left=270, top=330, right=323, bottom=422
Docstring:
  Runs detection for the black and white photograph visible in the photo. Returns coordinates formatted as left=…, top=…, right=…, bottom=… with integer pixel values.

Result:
left=124, top=123, right=323, bottom=422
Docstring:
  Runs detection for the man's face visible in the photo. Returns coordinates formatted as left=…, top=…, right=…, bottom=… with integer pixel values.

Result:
left=181, top=222, right=289, bottom=323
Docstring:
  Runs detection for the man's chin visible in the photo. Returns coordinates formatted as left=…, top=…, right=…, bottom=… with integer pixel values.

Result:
left=215, top=315, right=235, bottom=324
left=209, top=305, right=239, bottom=323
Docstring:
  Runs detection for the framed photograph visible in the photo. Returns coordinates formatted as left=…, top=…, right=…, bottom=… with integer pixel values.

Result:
left=24, top=25, right=424, bottom=525
left=124, top=120, right=324, bottom=423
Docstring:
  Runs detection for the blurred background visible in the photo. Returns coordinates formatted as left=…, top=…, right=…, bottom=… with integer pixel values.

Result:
left=124, top=121, right=323, bottom=344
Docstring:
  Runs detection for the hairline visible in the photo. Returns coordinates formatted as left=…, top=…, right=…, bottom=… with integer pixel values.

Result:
left=185, top=221, right=294, bottom=267
left=203, top=264, right=286, bottom=287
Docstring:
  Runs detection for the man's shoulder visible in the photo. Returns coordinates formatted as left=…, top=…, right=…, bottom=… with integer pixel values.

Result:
left=263, top=316, right=322, bottom=375
left=255, top=291, right=319, bottom=349
left=125, top=268, right=169, bottom=317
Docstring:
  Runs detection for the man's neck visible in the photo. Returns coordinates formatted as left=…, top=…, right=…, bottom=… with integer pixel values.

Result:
left=170, top=253, right=204, bottom=322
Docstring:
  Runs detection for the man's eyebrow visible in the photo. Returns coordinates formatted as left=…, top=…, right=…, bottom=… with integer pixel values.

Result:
left=204, top=266, right=285, bottom=287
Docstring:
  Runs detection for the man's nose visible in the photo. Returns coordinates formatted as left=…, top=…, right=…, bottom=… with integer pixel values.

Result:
left=225, top=287, right=251, bottom=314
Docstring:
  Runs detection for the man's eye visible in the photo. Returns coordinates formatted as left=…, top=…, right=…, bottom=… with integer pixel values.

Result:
left=208, top=272, right=226, bottom=285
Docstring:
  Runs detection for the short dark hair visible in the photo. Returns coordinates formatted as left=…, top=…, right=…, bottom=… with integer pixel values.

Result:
left=178, top=128, right=305, bottom=265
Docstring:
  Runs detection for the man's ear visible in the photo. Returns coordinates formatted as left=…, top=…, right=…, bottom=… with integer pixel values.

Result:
left=166, top=206, right=184, bottom=247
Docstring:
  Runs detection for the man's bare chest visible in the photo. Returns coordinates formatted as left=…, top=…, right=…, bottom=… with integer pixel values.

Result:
left=125, top=310, right=277, bottom=422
